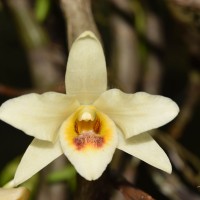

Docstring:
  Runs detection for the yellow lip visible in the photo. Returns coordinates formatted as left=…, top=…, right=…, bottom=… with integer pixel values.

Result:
left=61, top=105, right=115, bottom=151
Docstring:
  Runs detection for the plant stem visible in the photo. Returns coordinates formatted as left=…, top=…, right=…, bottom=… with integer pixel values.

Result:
left=74, top=171, right=113, bottom=200
left=60, top=0, right=100, bottom=48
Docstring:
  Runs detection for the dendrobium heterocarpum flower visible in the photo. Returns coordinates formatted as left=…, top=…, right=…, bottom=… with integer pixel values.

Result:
left=0, top=31, right=179, bottom=186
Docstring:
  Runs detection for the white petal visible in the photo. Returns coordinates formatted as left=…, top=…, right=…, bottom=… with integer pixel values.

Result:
left=94, top=89, right=179, bottom=138
left=0, top=92, right=80, bottom=141
left=118, top=131, right=172, bottom=173
left=14, top=139, right=63, bottom=186
left=65, top=31, right=107, bottom=104
left=0, top=187, right=30, bottom=200
left=59, top=107, right=118, bottom=180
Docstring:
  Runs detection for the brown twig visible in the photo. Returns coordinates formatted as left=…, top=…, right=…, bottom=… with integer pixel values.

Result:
left=0, top=85, right=28, bottom=97
left=60, top=0, right=100, bottom=48
left=111, top=171, right=155, bottom=200
left=74, top=170, right=113, bottom=200
left=169, top=0, right=200, bottom=10
left=0, top=83, right=65, bottom=97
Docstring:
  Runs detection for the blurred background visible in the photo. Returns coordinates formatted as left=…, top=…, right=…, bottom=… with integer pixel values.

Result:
left=0, top=0, right=199, bottom=199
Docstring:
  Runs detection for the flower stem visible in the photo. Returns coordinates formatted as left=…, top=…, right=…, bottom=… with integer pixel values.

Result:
left=74, top=170, right=113, bottom=200
left=60, top=0, right=100, bottom=48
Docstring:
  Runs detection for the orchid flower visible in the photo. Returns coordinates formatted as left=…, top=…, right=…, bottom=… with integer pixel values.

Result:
left=0, top=31, right=179, bottom=186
